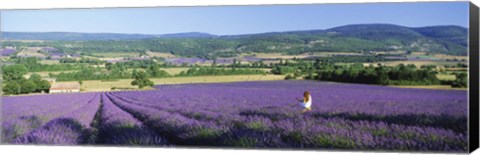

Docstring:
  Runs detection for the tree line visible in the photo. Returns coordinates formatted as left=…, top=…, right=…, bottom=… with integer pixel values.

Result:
left=272, top=58, right=466, bottom=87
left=177, top=66, right=267, bottom=77
left=52, top=64, right=171, bottom=81
left=15, top=57, right=84, bottom=72
left=2, top=64, right=51, bottom=95
left=314, top=64, right=440, bottom=85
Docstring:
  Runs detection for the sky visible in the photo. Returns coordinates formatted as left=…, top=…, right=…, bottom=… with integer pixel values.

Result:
left=0, top=2, right=469, bottom=35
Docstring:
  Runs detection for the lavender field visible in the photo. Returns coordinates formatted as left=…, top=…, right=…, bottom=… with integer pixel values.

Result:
left=1, top=81, right=468, bottom=152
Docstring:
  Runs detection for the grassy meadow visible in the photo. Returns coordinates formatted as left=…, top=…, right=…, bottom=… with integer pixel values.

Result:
left=80, top=74, right=285, bottom=92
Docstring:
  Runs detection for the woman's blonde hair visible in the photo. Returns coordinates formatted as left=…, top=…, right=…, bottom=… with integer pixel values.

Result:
left=303, top=91, right=310, bottom=102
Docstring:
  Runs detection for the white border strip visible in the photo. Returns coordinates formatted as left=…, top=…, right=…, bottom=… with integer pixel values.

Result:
left=0, top=0, right=469, bottom=10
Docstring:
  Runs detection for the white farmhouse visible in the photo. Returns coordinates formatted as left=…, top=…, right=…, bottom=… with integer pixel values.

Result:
left=49, top=82, right=81, bottom=93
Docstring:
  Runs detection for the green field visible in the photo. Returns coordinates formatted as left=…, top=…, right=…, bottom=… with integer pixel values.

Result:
left=364, top=61, right=466, bottom=68
left=436, top=73, right=457, bottom=81
left=80, top=74, right=285, bottom=92
left=26, top=70, right=77, bottom=78
left=39, top=60, right=60, bottom=65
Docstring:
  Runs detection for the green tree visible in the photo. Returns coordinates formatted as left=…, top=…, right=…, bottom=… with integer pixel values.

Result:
left=377, top=71, right=390, bottom=85
left=2, top=64, right=28, bottom=81
left=452, top=72, right=467, bottom=88
left=147, top=65, right=169, bottom=77
left=36, top=80, right=51, bottom=93
left=3, top=81, right=21, bottom=95
left=131, top=71, right=154, bottom=88
left=28, top=74, right=42, bottom=82
left=105, top=62, right=113, bottom=71
left=20, top=80, right=37, bottom=94
left=375, top=66, right=390, bottom=85
left=28, top=74, right=51, bottom=92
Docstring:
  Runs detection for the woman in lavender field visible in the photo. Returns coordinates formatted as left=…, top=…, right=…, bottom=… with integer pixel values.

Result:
left=296, top=91, right=312, bottom=113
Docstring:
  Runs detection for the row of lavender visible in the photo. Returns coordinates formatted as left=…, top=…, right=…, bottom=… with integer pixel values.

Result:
left=97, top=93, right=165, bottom=145
left=105, top=80, right=468, bottom=151
left=1, top=92, right=167, bottom=145
left=2, top=93, right=99, bottom=143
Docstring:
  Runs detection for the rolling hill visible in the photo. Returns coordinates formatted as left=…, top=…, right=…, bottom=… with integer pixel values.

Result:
left=1, top=24, right=468, bottom=56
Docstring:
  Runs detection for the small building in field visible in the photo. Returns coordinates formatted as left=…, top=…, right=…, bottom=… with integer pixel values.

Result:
left=49, top=82, right=80, bottom=93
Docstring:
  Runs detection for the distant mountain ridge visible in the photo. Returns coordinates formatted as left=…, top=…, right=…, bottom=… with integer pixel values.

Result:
left=1, top=31, right=218, bottom=40
left=214, top=24, right=467, bottom=55
left=1, top=24, right=468, bottom=55
left=1, top=32, right=155, bottom=41
left=2, top=24, right=467, bottom=41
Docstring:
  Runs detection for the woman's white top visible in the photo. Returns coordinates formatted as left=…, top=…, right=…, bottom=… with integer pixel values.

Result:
left=300, top=95, right=312, bottom=108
